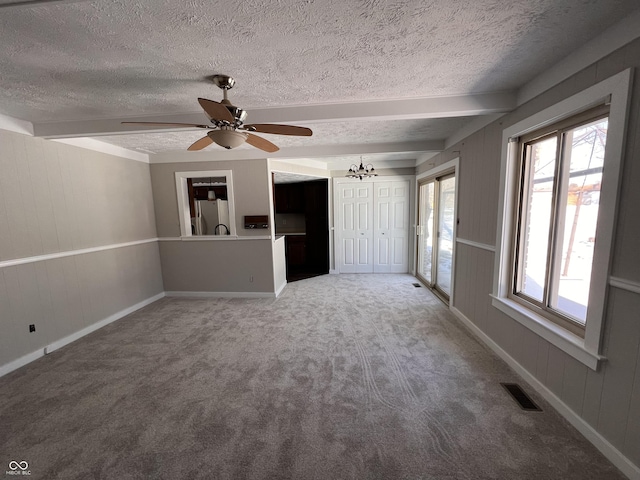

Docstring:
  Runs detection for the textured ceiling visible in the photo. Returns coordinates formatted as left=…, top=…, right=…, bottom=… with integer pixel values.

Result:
left=0, top=0, right=638, bottom=163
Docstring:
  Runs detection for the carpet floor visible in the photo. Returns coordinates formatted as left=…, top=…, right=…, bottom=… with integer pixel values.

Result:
left=0, top=274, right=626, bottom=479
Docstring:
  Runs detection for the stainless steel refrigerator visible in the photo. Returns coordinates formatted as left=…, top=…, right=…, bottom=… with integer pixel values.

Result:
left=192, top=199, right=230, bottom=235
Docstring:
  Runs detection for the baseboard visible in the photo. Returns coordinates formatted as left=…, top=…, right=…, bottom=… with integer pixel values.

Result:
left=450, top=306, right=640, bottom=480
left=0, top=292, right=166, bottom=379
left=0, top=349, right=46, bottom=379
left=275, top=280, right=288, bottom=298
left=165, top=290, right=277, bottom=299
left=45, top=292, right=166, bottom=355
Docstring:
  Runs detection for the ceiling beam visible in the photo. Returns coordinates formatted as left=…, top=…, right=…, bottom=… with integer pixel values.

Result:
left=34, top=91, right=516, bottom=139
left=150, top=140, right=444, bottom=164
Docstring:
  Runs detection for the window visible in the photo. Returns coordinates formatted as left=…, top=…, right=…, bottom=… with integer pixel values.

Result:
left=492, top=69, right=631, bottom=370
left=175, top=170, right=237, bottom=238
left=511, top=107, right=608, bottom=336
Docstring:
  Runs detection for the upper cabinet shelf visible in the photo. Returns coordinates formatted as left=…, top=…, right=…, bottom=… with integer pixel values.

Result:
left=274, top=183, right=305, bottom=213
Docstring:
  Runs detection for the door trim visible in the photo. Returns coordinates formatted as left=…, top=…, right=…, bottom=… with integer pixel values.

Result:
left=415, top=158, right=459, bottom=306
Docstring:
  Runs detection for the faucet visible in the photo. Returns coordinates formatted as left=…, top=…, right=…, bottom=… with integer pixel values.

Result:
left=214, top=224, right=230, bottom=235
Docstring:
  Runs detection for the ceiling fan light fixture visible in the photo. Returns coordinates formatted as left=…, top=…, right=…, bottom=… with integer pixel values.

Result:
left=122, top=75, right=312, bottom=153
left=207, top=129, right=248, bottom=150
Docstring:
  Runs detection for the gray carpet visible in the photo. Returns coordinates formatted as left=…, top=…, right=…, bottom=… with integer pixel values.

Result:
left=0, top=274, right=625, bottom=479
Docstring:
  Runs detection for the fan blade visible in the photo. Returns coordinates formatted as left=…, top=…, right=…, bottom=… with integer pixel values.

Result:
left=245, top=133, right=279, bottom=153
left=244, top=124, right=312, bottom=136
left=198, top=98, right=235, bottom=123
left=187, top=136, right=214, bottom=151
left=122, top=121, right=210, bottom=128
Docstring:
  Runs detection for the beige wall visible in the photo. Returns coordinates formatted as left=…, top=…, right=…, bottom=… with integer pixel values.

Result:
left=0, top=134, right=157, bottom=259
left=151, top=159, right=278, bottom=294
left=0, top=131, right=164, bottom=369
left=0, top=243, right=163, bottom=365
left=159, top=239, right=275, bottom=293
left=151, top=159, right=271, bottom=238
left=433, top=38, right=640, bottom=468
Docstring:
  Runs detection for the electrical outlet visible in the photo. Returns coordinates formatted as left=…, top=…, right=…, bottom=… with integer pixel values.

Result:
left=29, top=324, right=35, bottom=333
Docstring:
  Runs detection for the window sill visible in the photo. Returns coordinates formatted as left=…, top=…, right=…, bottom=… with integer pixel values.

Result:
left=181, top=235, right=239, bottom=241
left=179, top=235, right=272, bottom=241
left=490, top=295, right=604, bottom=370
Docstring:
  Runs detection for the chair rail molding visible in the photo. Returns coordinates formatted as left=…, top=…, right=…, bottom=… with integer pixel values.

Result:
left=0, top=238, right=159, bottom=269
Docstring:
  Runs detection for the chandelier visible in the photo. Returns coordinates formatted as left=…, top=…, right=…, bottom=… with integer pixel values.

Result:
left=346, top=157, right=377, bottom=181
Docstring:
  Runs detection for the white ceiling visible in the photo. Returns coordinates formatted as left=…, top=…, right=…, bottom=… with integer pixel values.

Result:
left=0, top=0, right=638, bottom=168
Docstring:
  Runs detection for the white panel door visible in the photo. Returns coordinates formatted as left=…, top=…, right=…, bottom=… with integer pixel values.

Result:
left=374, top=182, right=392, bottom=272
left=374, top=181, right=409, bottom=273
left=390, top=181, right=410, bottom=273
left=338, top=183, right=373, bottom=273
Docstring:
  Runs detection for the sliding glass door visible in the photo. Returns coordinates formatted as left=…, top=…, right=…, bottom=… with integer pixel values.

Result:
left=417, top=182, right=435, bottom=284
left=416, top=172, right=456, bottom=300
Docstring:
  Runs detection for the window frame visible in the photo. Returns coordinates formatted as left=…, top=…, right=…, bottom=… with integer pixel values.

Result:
left=175, top=170, right=237, bottom=238
left=509, top=106, right=610, bottom=337
left=492, top=69, right=632, bottom=370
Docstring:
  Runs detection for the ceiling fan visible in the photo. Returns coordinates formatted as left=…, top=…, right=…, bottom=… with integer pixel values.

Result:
left=122, top=75, right=312, bottom=153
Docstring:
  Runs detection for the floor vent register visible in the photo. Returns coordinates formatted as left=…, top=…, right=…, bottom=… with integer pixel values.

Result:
left=500, top=383, right=542, bottom=411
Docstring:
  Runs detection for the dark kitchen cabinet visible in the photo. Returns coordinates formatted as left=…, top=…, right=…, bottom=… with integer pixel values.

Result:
left=192, top=186, right=227, bottom=201
left=274, top=183, right=305, bottom=213
left=285, top=235, right=306, bottom=267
